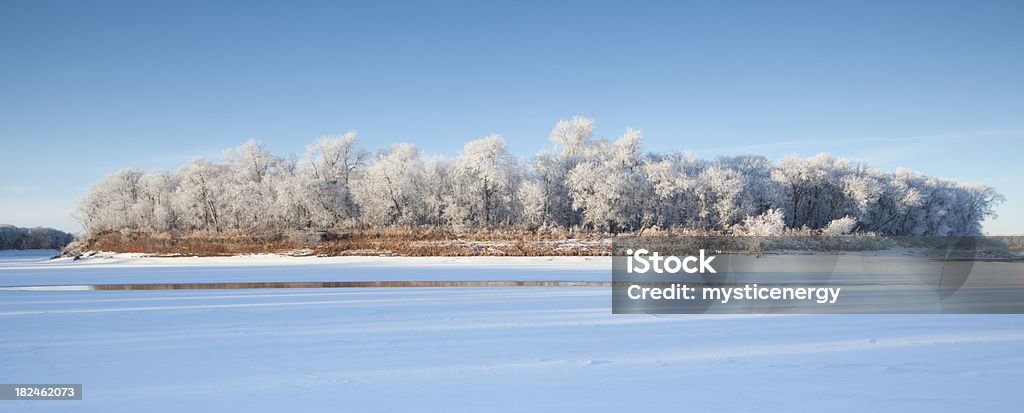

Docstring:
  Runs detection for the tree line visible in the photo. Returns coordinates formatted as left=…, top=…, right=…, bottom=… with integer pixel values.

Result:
left=76, top=117, right=1003, bottom=237
left=0, top=225, right=75, bottom=250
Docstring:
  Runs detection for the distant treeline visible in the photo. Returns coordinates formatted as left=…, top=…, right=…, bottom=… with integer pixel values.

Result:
left=0, top=225, right=75, bottom=250
left=76, top=117, right=1003, bottom=238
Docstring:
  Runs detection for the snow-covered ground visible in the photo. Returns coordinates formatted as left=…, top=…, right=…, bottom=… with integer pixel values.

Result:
left=0, top=251, right=610, bottom=286
left=1, top=250, right=1023, bottom=411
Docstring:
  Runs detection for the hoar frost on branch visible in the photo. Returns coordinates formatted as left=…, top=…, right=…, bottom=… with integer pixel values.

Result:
left=76, top=118, right=1004, bottom=236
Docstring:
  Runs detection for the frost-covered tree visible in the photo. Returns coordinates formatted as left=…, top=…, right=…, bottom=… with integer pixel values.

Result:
left=823, top=216, right=858, bottom=236
left=520, top=151, right=571, bottom=229
left=550, top=116, right=595, bottom=158
left=75, top=168, right=145, bottom=233
left=175, top=158, right=230, bottom=232
left=419, top=156, right=452, bottom=227
left=526, top=116, right=596, bottom=228
left=953, top=184, right=1004, bottom=235
left=772, top=154, right=852, bottom=229
left=644, top=152, right=705, bottom=229
left=447, top=135, right=523, bottom=230
left=221, top=140, right=285, bottom=231
left=137, top=171, right=180, bottom=232
left=354, top=143, right=430, bottom=227
left=74, top=118, right=1003, bottom=237
left=304, top=131, right=367, bottom=227
left=566, top=129, right=653, bottom=232
left=720, top=155, right=784, bottom=219
left=735, top=208, right=786, bottom=236
left=697, top=163, right=744, bottom=230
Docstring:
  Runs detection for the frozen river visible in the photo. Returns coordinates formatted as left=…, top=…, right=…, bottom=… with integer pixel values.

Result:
left=1, top=250, right=1023, bottom=411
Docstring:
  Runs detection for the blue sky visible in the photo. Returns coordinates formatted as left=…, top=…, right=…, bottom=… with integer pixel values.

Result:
left=1, top=0, right=1022, bottom=233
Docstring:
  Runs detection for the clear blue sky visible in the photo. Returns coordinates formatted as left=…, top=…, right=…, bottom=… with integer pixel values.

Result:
left=1, top=0, right=1022, bottom=234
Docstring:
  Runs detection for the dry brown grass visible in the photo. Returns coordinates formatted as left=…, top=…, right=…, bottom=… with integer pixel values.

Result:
left=77, top=228, right=611, bottom=257
left=82, top=231, right=301, bottom=256
left=313, top=228, right=608, bottom=256
left=74, top=229, right=1022, bottom=259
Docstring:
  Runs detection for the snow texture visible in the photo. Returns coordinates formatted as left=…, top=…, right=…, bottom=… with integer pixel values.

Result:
left=1, top=250, right=1023, bottom=412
